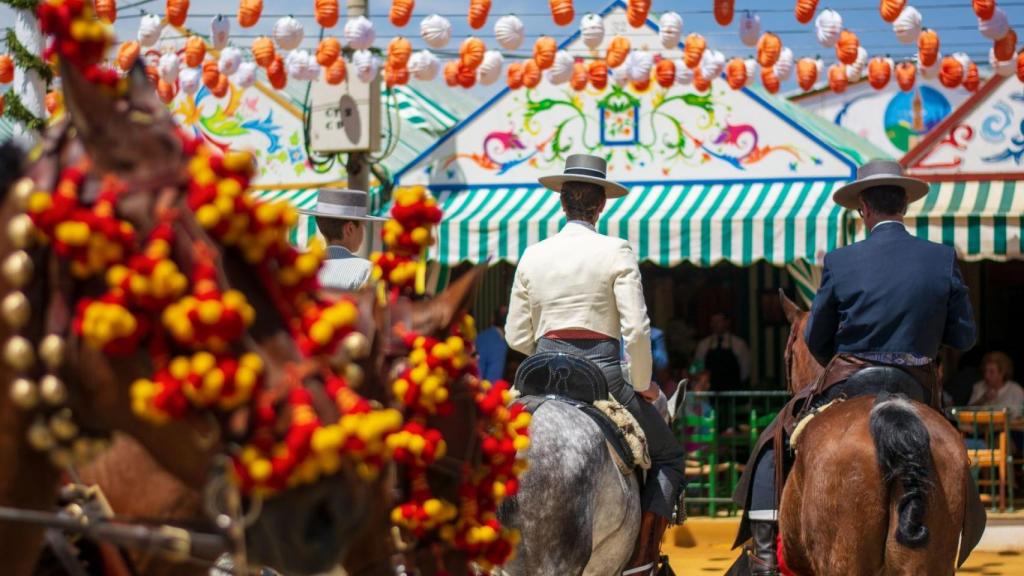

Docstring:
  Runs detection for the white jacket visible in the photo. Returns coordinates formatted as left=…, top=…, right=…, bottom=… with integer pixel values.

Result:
left=505, top=221, right=653, bottom=391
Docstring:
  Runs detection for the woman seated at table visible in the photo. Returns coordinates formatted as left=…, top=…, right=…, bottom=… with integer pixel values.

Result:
left=969, top=351, right=1024, bottom=419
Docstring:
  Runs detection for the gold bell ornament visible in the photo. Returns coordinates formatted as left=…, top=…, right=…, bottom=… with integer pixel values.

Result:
left=2, top=250, right=33, bottom=288
left=4, top=335, right=35, bottom=372
left=39, top=375, right=68, bottom=406
left=9, top=377, right=39, bottom=409
left=39, top=334, right=66, bottom=370
left=2, top=292, right=30, bottom=329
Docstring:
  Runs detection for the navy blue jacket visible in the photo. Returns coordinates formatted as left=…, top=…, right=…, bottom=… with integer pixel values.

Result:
left=804, top=222, right=976, bottom=366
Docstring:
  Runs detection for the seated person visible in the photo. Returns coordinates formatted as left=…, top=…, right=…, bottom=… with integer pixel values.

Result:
left=968, top=351, right=1023, bottom=418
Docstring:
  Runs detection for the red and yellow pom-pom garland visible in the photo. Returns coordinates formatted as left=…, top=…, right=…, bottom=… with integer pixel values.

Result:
left=371, top=186, right=443, bottom=295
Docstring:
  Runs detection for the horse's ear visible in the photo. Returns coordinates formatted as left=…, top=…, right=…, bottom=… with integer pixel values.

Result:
left=410, top=264, right=487, bottom=336
left=779, top=288, right=803, bottom=324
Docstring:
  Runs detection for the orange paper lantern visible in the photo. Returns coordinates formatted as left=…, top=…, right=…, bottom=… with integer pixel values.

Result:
left=238, top=0, right=263, bottom=28
left=835, top=30, right=859, bottom=65
left=468, top=0, right=491, bottom=30
left=655, top=58, right=676, bottom=88
left=211, top=74, right=230, bottom=98
left=390, top=0, right=415, bottom=27
left=522, top=59, right=541, bottom=88
left=570, top=61, right=588, bottom=90
left=917, top=29, right=939, bottom=67
left=95, top=0, right=117, bottom=23
left=757, top=32, right=782, bottom=68
left=972, top=0, right=995, bottom=20
left=588, top=60, right=608, bottom=90
left=44, top=91, right=60, bottom=115
left=506, top=62, right=524, bottom=89
left=386, top=63, right=410, bottom=87
left=157, top=79, right=175, bottom=103
left=315, top=0, right=339, bottom=28
left=938, top=55, right=963, bottom=88
left=879, top=0, right=906, bottom=23
left=252, top=37, right=276, bottom=68
left=460, top=37, right=486, bottom=70
left=457, top=62, right=476, bottom=88
left=166, top=0, right=190, bottom=28
left=868, top=57, right=891, bottom=90
left=117, top=41, right=140, bottom=71
left=828, top=62, right=848, bottom=93
left=202, top=60, right=220, bottom=88
left=761, top=68, right=780, bottom=94
left=0, top=55, right=14, bottom=84
left=692, top=69, right=711, bottom=92
left=893, top=61, right=915, bottom=91
left=796, top=58, right=819, bottom=91
left=1018, top=51, right=1024, bottom=83
left=714, top=0, right=735, bottom=27
left=627, top=0, right=651, bottom=28
left=443, top=60, right=459, bottom=86
left=684, top=33, right=706, bottom=69
left=389, top=37, right=413, bottom=67
left=994, top=28, right=1017, bottom=62
left=326, top=58, right=347, bottom=85
left=534, top=36, right=557, bottom=70
left=794, top=0, right=818, bottom=24
left=606, top=36, right=631, bottom=69
left=144, top=65, right=159, bottom=86
left=317, top=38, right=342, bottom=67
left=726, top=57, right=747, bottom=89
left=550, top=0, right=575, bottom=27
left=963, top=61, right=980, bottom=92
left=267, top=55, right=286, bottom=89
left=632, top=76, right=651, bottom=91
left=185, top=35, right=206, bottom=68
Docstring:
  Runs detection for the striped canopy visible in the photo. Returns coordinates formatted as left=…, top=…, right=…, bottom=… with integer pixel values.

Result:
left=428, top=179, right=848, bottom=267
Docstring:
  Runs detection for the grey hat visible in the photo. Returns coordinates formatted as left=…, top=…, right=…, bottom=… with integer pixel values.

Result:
left=298, top=188, right=387, bottom=221
left=538, top=154, right=629, bottom=199
left=832, top=159, right=929, bottom=210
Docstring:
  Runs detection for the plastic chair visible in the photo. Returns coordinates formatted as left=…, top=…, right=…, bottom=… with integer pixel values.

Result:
left=953, top=407, right=1012, bottom=512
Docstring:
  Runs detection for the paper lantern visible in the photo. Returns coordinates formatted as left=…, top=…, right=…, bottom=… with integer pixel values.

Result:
left=202, top=60, right=220, bottom=88
left=547, top=50, right=575, bottom=85
left=581, top=13, right=605, bottom=49
left=344, top=16, right=375, bottom=50
left=919, top=57, right=939, bottom=79
left=624, top=51, right=653, bottom=82
left=757, top=32, right=782, bottom=68
left=654, top=59, right=676, bottom=88
left=273, top=16, right=304, bottom=51
left=216, top=47, right=240, bottom=77
left=725, top=57, right=746, bottom=89
left=700, top=49, right=725, bottom=80
left=182, top=35, right=205, bottom=68
left=659, top=12, right=684, bottom=49
left=157, top=79, right=176, bottom=103
left=443, top=60, right=458, bottom=86
left=773, top=47, right=794, bottom=80
left=879, top=0, right=906, bottom=23
left=315, top=0, right=339, bottom=28
left=522, top=59, right=541, bottom=88
left=94, top=0, right=117, bottom=23
left=211, top=74, right=229, bottom=98
left=0, top=55, right=12, bottom=84
left=683, top=33, right=706, bottom=69
left=237, top=0, right=263, bottom=29
left=477, top=50, right=504, bottom=85
left=917, top=28, right=939, bottom=67
left=692, top=69, right=711, bottom=92
left=353, top=49, right=380, bottom=83
left=964, top=61, right=980, bottom=91
left=606, top=36, right=631, bottom=69
left=550, top=0, right=575, bottom=26
left=325, top=58, right=347, bottom=85
left=166, top=0, right=190, bottom=28
left=116, top=41, right=140, bottom=71
left=744, top=58, right=759, bottom=86
left=495, top=15, right=526, bottom=50
left=138, top=14, right=163, bottom=47
left=761, top=68, right=780, bottom=94
left=156, top=52, right=179, bottom=84
left=739, top=11, right=761, bottom=47
left=627, top=0, right=652, bottom=28
left=979, top=8, right=1010, bottom=41
left=675, top=60, right=694, bottom=85
left=534, top=36, right=558, bottom=70
left=459, top=37, right=486, bottom=70
left=631, top=75, right=651, bottom=92
left=233, top=61, right=258, bottom=88
left=506, top=62, right=524, bottom=89
left=570, top=62, right=588, bottom=91
left=828, top=63, right=848, bottom=92
left=390, top=0, right=415, bottom=27
left=894, top=61, right=916, bottom=91
left=973, top=0, right=995, bottom=20
left=815, top=9, right=842, bottom=48
left=385, top=63, right=410, bottom=87
left=845, top=63, right=863, bottom=83
left=794, top=0, right=818, bottom=24
left=252, top=37, right=276, bottom=68
left=179, top=66, right=200, bottom=94
left=388, top=37, right=413, bottom=68
left=1017, top=51, right=1024, bottom=82
left=211, top=15, right=230, bottom=50
left=990, top=48, right=1015, bottom=77
left=468, top=0, right=491, bottom=30
left=994, top=28, right=1017, bottom=62
left=835, top=30, right=859, bottom=65
left=409, top=50, right=440, bottom=81
left=796, top=57, right=819, bottom=91
left=893, top=6, right=922, bottom=44
left=588, top=60, right=608, bottom=89
left=867, top=57, right=891, bottom=89
left=420, top=14, right=452, bottom=49
left=714, top=0, right=735, bottom=26
left=316, top=38, right=342, bottom=67
left=145, top=64, right=159, bottom=87
left=938, top=54, right=963, bottom=88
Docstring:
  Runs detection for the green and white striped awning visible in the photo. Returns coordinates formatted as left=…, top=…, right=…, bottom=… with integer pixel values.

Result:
left=427, top=180, right=848, bottom=267
left=846, top=180, right=1024, bottom=260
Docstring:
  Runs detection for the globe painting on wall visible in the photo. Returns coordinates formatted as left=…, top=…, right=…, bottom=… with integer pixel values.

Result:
left=883, top=86, right=953, bottom=153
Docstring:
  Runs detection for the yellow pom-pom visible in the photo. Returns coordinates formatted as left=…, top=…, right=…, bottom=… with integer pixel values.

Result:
left=411, top=227, right=429, bottom=245
left=223, top=150, right=255, bottom=174
left=513, top=436, right=531, bottom=451
left=27, top=191, right=52, bottom=214
left=392, top=378, right=409, bottom=399
left=197, top=300, right=223, bottom=324
left=106, top=265, right=129, bottom=288
left=423, top=498, right=443, bottom=517
left=195, top=205, right=221, bottom=229
left=391, top=507, right=405, bottom=524
left=169, top=357, right=191, bottom=380
left=191, top=351, right=216, bottom=375
left=240, top=353, right=263, bottom=372
left=492, top=481, right=506, bottom=499
left=249, top=459, right=272, bottom=482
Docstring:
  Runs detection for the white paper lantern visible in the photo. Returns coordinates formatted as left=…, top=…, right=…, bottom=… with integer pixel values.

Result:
left=978, top=8, right=1010, bottom=41
left=157, top=52, right=180, bottom=83
left=953, top=52, right=971, bottom=81
left=211, top=15, right=231, bottom=50
left=580, top=14, right=605, bottom=49
left=893, top=6, right=922, bottom=45
left=990, top=48, right=1015, bottom=77
left=477, top=50, right=504, bottom=85
left=773, top=47, right=794, bottom=81
left=286, top=50, right=311, bottom=80
left=344, top=15, right=376, bottom=50
left=845, top=63, right=863, bottom=83
left=547, top=50, right=575, bottom=85
left=138, top=14, right=164, bottom=48
left=610, top=64, right=630, bottom=87
left=625, top=51, right=654, bottom=82
left=699, top=49, right=725, bottom=80
left=853, top=46, right=869, bottom=70
left=815, top=9, right=843, bottom=48
left=744, top=58, right=758, bottom=86
left=179, top=67, right=200, bottom=94
left=659, top=12, right=683, bottom=49
left=218, top=47, right=242, bottom=76
left=273, top=16, right=304, bottom=51
left=303, top=56, right=321, bottom=82
left=408, top=50, right=440, bottom=81
left=233, top=61, right=258, bottom=88
left=674, top=60, right=693, bottom=85
left=739, top=12, right=761, bottom=47
left=420, top=14, right=452, bottom=49
left=494, top=15, right=525, bottom=51
left=353, top=49, right=380, bottom=83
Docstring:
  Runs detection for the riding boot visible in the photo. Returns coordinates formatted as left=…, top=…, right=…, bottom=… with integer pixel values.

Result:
left=622, top=511, right=669, bottom=576
left=748, top=521, right=779, bottom=576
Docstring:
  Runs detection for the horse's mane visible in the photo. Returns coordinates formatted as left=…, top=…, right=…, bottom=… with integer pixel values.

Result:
left=0, top=139, right=26, bottom=198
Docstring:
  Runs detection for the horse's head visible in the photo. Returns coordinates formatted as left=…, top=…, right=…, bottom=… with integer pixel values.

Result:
left=780, top=290, right=823, bottom=394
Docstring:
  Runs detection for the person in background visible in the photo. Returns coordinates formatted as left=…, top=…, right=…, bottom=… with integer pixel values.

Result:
left=694, top=312, right=751, bottom=391
left=300, top=188, right=385, bottom=291
left=476, top=306, right=509, bottom=383
left=969, top=351, right=1024, bottom=418
left=681, top=360, right=714, bottom=453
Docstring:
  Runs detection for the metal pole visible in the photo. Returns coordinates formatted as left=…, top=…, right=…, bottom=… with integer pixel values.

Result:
left=11, top=7, right=45, bottom=142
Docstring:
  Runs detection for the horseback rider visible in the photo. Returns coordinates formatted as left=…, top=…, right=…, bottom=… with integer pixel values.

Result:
left=733, top=160, right=978, bottom=575
left=505, top=154, right=687, bottom=576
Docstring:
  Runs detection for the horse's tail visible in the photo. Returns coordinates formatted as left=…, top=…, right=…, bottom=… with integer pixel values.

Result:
left=869, top=394, right=932, bottom=548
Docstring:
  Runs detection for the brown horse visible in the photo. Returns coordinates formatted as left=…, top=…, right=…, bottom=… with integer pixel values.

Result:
left=775, top=292, right=982, bottom=575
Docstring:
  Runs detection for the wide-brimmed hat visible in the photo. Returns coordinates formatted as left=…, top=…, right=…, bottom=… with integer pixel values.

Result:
left=298, top=188, right=386, bottom=221
left=538, top=153, right=629, bottom=199
left=832, top=159, right=930, bottom=210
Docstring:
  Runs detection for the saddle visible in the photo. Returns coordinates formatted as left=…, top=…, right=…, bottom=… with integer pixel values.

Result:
left=513, top=352, right=650, bottom=474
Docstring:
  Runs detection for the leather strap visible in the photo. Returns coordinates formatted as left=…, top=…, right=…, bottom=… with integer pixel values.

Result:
left=543, top=329, right=613, bottom=341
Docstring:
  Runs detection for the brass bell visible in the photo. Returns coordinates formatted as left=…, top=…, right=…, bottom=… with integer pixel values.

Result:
left=72, top=438, right=92, bottom=463
left=49, top=448, right=73, bottom=469
left=1, top=291, right=30, bottom=329
left=50, top=409, right=78, bottom=440
left=4, top=336, right=35, bottom=372
left=7, top=214, right=35, bottom=249
left=2, top=251, right=33, bottom=288
left=9, top=378, right=39, bottom=410
left=39, top=334, right=66, bottom=370
left=39, top=375, right=67, bottom=405
left=11, top=178, right=34, bottom=209
left=344, top=363, right=365, bottom=389
left=342, top=332, right=371, bottom=361
left=26, top=420, right=55, bottom=451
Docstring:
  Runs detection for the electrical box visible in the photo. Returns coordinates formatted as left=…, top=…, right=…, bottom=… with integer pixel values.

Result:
left=308, top=74, right=381, bottom=153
